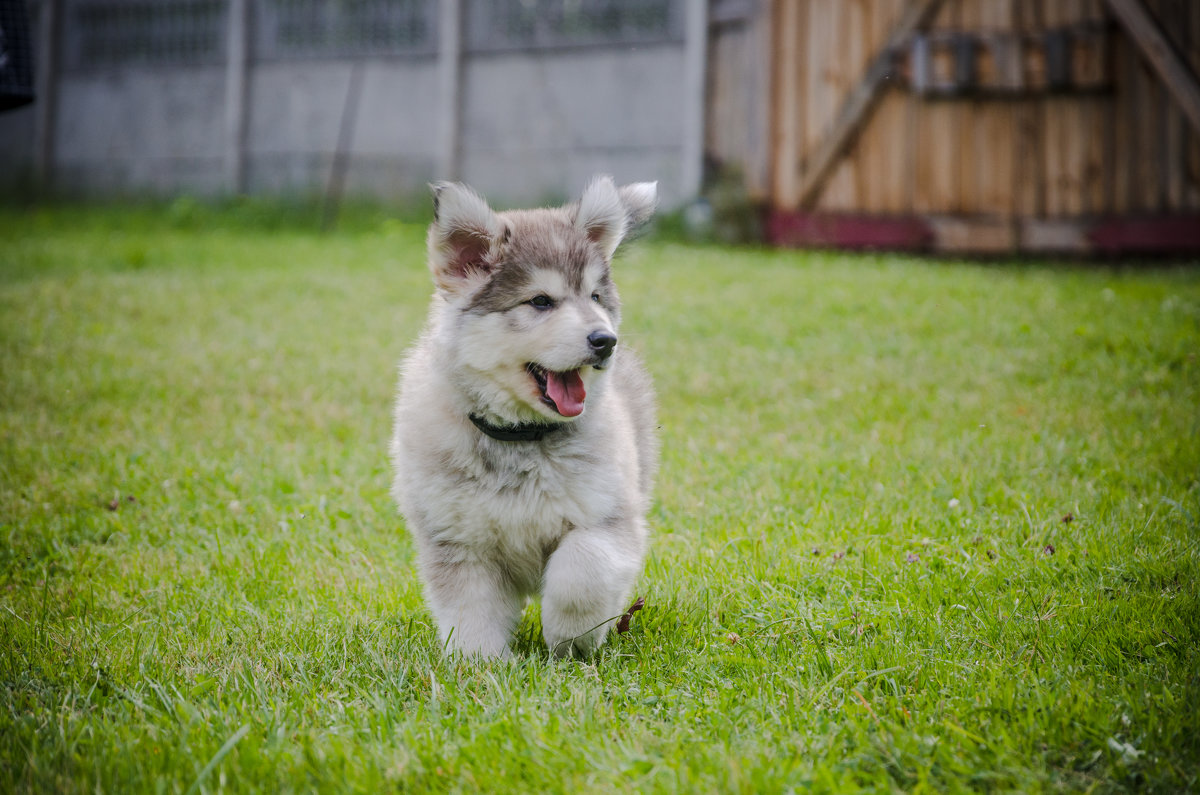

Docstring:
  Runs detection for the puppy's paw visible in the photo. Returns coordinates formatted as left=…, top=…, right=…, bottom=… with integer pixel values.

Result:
left=542, top=606, right=612, bottom=658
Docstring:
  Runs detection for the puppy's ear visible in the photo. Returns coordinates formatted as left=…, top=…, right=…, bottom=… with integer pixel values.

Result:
left=617, top=181, right=658, bottom=231
left=427, top=182, right=508, bottom=293
left=574, top=176, right=658, bottom=260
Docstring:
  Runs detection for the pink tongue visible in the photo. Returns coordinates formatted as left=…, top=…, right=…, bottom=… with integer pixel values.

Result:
left=545, top=369, right=586, bottom=417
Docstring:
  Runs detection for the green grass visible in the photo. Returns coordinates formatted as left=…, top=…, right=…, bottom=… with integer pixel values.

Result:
left=1, top=203, right=1198, bottom=793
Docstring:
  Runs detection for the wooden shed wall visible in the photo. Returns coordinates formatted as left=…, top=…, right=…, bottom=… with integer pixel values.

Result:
left=707, top=0, right=1200, bottom=253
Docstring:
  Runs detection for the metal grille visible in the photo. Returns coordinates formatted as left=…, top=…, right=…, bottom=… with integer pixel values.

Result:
left=256, top=0, right=435, bottom=59
left=66, top=0, right=227, bottom=69
left=61, top=0, right=680, bottom=70
left=465, top=0, right=681, bottom=53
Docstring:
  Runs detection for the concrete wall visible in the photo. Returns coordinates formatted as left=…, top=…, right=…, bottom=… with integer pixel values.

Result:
left=54, top=66, right=228, bottom=195
left=6, top=0, right=702, bottom=207
left=243, top=59, right=441, bottom=197
left=459, top=45, right=687, bottom=206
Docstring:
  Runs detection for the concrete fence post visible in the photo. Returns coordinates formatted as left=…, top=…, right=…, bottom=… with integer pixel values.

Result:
left=225, top=0, right=250, bottom=194
left=680, top=0, right=708, bottom=202
left=436, top=0, right=463, bottom=181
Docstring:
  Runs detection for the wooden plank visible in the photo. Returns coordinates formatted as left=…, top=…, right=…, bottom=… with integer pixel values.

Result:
left=849, top=0, right=872, bottom=210
left=1064, top=0, right=1089, bottom=216
left=1081, top=97, right=1107, bottom=214
left=977, top=0, right=1018, bottom=216
left=819, top=0, right=856, bottom=211
left=959, top=0, right=983, bottom=214
left=1080, top=4, right=1108, bottom=214
left=1042, top=98, right=1064, bottom=216
left=1192, top=2, right=1200, bottom=209
left=926, top=1, right=959, bottom=213
left=1104, top=0, right=1200, bottom=137
left=851, top=0, right=908, bottom=213
left=904, top=50, right=921, bottom=212
left=744, top=0, right=775, bottom=200
left=854, top=0, right=880, bottom=213
left=1136, top=26, right=1164, bottom=211
left=770, top=0, right=802, bottom=207
left=1164, top=2, right=1186, bottom=210
left=1012, top=0, right=1044, bottom=217
left=794, top=0, right=946, bottom=208
left=1042, top=1, right=1068, bottom=217
left=1111, top=28, right=1135, bottom=212
left=808, top=0, right=840, bottom=175
left=1189, top=0, right=1200, bottom=209
left=876, top=92, right=910, bottom=213
left=1166, top=62, right=1185, bottom=211
left=884, top=0, right=914, bottom=213
left=802, top=0, right=827, bottom=162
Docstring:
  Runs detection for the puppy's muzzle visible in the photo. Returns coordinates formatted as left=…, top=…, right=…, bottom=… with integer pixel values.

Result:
left=588, top=330, right=617, bottom=361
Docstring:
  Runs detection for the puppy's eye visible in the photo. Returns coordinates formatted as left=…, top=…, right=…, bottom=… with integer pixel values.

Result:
left=591, top=293, right=601, bottom=303
left=529, top=295, right=554, bottom=309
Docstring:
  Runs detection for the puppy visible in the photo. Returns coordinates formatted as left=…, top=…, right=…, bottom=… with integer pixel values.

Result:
left=390, top=176, right=659, bottom=658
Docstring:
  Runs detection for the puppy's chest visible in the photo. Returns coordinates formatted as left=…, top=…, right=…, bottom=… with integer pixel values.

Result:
left=441, top=443, right=611, bottom=549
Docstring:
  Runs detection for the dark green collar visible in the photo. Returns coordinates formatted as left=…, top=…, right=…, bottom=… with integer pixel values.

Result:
left=469, top=413, right=565, bottom=442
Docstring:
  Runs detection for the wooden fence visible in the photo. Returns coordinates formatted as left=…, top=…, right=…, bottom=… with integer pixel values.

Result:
left=707, top=0, right=1200, bottom=254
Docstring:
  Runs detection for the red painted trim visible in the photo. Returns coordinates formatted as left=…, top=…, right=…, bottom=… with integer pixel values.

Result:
left=768, top=211, right=1200, bottom=255
left=1088, top=216, right=1200, bottom=254
left=767, top=211, right=933, bottom=251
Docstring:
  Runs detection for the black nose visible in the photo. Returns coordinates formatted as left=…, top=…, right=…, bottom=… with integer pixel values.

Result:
left=587, top=330, right=617, bottom=359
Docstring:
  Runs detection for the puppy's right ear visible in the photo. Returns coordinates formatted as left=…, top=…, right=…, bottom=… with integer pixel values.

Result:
left=427, top=182, right=507, bottom=293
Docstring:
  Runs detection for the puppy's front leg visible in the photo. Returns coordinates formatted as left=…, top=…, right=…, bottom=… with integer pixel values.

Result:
left=420, top=553, right=522, bottom=659
left=541, top=524, right=644, bottom=658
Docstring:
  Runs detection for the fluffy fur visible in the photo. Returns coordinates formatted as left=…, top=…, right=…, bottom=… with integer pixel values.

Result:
left=390, top=176, right=659, bottom=658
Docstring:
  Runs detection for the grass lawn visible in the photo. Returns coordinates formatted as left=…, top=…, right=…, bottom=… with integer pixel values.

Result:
left=1, top=203, right=1198, bottom=793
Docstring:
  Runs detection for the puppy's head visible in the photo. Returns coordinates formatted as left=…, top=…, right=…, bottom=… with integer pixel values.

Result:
left=426, top=175, right=657, bottom=423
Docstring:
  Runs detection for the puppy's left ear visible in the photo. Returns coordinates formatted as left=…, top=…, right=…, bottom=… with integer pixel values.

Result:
left=574, top=176, right=658, bottom=260
left=427, top=181, right=508, bottom=294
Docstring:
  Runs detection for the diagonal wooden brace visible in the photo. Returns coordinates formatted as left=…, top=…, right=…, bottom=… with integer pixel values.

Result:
left=796, top=0, right=946, bottom=209
left=1103, top=0, right=1200, bottom=138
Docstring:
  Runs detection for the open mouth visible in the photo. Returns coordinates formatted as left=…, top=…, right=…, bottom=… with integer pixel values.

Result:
left=527, top=363, right=587, bottom=418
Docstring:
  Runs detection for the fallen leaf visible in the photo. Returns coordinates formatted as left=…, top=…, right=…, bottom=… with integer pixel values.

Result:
left=1062, top=513, right=1074, bottom=524
left=616, top=596, right=644, bottom=634
left=104, top=494, right=137, bottom=511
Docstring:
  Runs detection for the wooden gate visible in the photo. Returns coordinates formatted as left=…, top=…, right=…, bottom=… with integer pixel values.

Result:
left=707, top=0, right=1200, bottom=254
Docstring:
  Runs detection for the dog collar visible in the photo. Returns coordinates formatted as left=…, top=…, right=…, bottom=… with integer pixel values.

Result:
left=469, top=413, right=565, bottom=442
